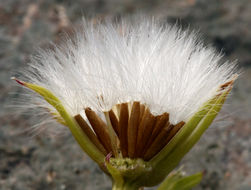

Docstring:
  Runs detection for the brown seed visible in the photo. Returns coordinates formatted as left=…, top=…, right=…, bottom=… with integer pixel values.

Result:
left=85, top=108, right=113, bottom=154
left=165, top=121, right=185, bottom=144
left=143, top=113, right=169, bottom=154
left=119, top=103, right=129, bottom=157
left=109, top=110, right=119, bottom=136
left=133, top=103, right=145, bottom=158
left=139, top=104, right=146, bottom=122
left=104, top=111, right=120, bottom=158
left=143, top=123, right=174, bottom=160
left=74, top=114, right=107, bottom=155
left=140, top=115, right=157, bottom=154
left=151, top=113, right=169, bottom=140
left=135, top=108, right=157, bottom=157
left=127, top=101, right=140, bottom=158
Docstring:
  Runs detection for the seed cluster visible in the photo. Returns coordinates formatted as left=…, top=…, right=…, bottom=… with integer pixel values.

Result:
left=74, top=102, right=185, bottom=161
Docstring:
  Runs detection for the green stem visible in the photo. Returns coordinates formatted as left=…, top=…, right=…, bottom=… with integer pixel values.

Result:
left=112, top=181, right=140, bottom=190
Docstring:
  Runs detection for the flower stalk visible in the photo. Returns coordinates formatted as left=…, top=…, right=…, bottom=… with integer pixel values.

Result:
left=112, top=182, right=139, bottom=190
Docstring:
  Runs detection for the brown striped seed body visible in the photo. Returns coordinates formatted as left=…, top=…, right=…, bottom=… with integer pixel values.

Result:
left=74, top=114, right=107, bottom=155
left=74, top=102, right=185, bottom=161
left=85, top=108, right=113, bottom=154
left=119, top=103, right=129, bottom=157
left=127, top=102, right=140, bottom=158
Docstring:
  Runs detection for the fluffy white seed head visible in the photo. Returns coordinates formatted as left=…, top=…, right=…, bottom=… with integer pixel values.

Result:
left=17, top=17, right=237, bottom=125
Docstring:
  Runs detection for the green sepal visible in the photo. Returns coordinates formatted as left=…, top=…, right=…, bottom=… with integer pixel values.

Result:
left=157, top=171, right=203, bottom=190
left=23, top=82, right=105, bottom=165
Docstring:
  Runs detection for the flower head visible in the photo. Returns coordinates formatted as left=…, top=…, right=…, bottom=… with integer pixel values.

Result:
left=13, top=17, right=238, bottom=189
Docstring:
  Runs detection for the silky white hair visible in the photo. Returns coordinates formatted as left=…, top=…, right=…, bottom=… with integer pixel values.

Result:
left=17, top=17, right=237, bottom=125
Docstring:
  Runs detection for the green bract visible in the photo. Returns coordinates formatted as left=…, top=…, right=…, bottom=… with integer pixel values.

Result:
left=157, top=171, right=203, bottom=190
left=22, top=81, right=105, bottom=165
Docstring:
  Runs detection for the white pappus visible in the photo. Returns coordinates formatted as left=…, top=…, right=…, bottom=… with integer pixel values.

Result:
left=15, top=16, right=238, bottom=128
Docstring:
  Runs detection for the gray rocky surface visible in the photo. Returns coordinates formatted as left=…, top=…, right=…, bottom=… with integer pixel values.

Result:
left=0, top=0, right=250, bottom=189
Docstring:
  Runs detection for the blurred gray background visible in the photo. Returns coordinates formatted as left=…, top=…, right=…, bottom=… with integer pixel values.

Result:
left=0, top=0, right=251, bottom=189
